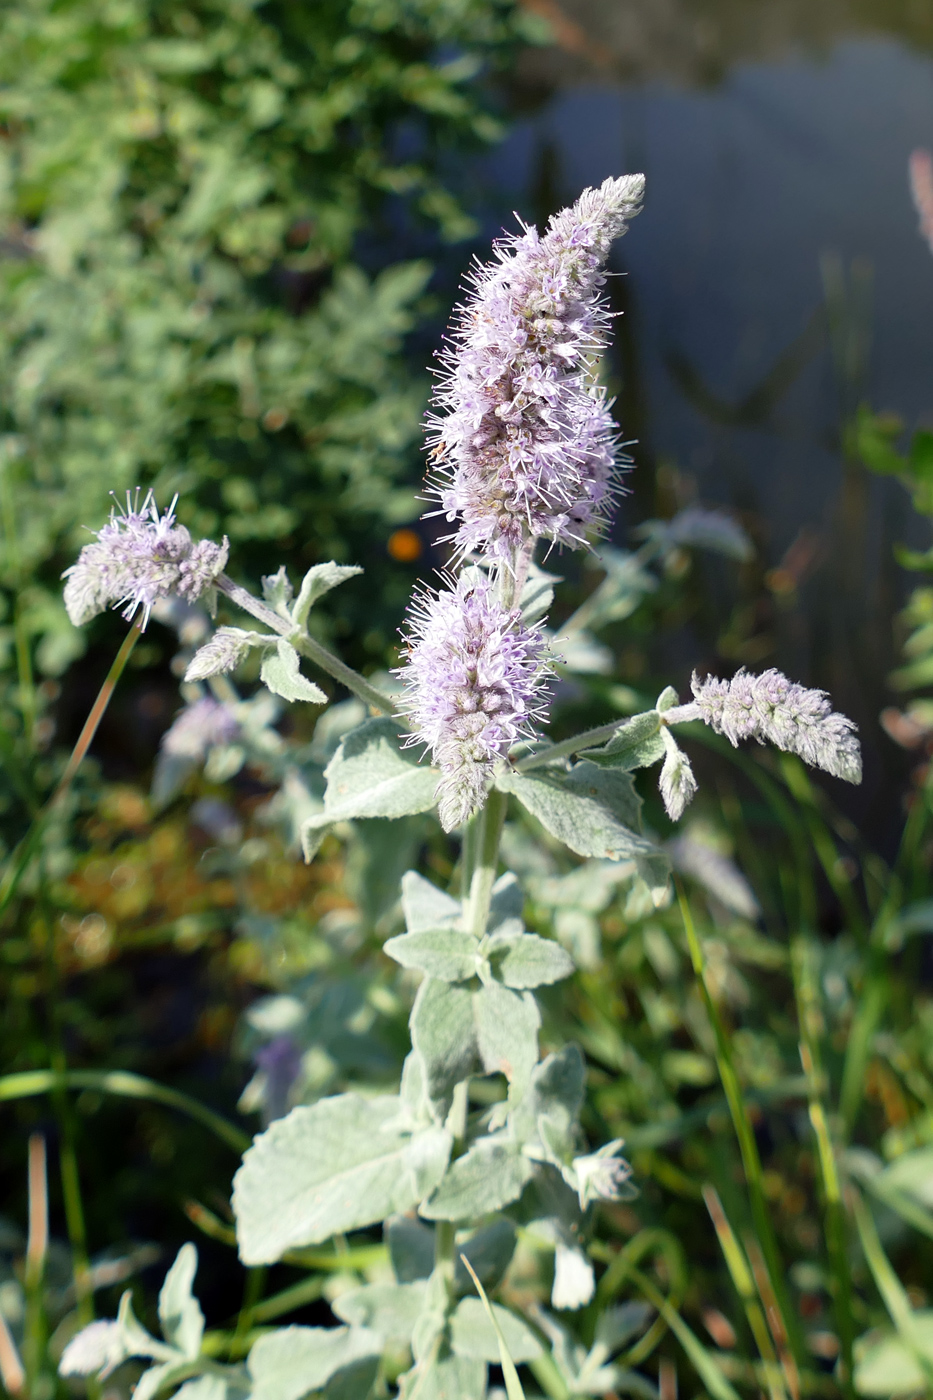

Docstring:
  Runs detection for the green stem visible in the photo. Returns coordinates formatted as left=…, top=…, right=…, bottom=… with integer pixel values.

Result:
left=515, top=717, right=635, bottom=773
left=677, top=885, right=805, bottom=1372
left=464, top=790, right=507, bottom=939
left=217, top=575, right=396, bottom=716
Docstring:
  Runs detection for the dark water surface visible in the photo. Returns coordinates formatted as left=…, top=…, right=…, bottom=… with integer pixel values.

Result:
left=482, top=20, right=933, bottom=832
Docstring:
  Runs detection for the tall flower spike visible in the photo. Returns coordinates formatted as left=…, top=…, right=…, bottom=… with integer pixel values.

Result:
left=427, top=174, right=645, bottom=560
left=397, top=572, right=549, bottom=831
left=63, top=492, right=228, bottom=629
left=690, top=668, right=862, bottom=783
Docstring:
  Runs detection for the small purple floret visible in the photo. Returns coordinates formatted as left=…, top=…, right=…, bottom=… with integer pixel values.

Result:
left=161, top=696, right=240, bottom=761
left=397, top=572, right=549, bottom=830
left=427, top=174, right=644, bottom=559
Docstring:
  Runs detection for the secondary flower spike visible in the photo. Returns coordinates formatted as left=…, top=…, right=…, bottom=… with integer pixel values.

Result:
left=397, top=572, right=549, bottom=831
left=63, top=491, right=228, bottom=629
left=427, top=173, right=645, bottom=560
left=690, top=667, right=862, bottom=783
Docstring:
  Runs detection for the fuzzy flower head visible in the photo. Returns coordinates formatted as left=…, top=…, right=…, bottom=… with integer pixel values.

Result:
left=161, top=696, right=241, bottom=762
left=569, top=1140, right=633, bottom=1211
left=63, top=491, right=229, bottom=629
left=691, top=668, right=862, bottom=783
left=427, top=174, right=644, bottom=560
left=397, top=572, right=549, bottom=831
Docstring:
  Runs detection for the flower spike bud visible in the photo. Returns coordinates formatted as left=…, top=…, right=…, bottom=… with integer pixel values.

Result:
left=568, top=1140, right=633, bottom=1210
left=63, top=491, right=228, bottom=629
left=659, top=727, right=698, bottom=821
left=427, top=174, right=645, bottom=559
left=397, top=572, right=550, bottom=831
left=690, top=667, right=862, bottom=783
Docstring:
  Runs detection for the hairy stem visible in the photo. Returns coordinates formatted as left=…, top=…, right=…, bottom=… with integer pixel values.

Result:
left=515, top=717, right=636, bottom=772
left=217, top=575, right=397, bottom=715
left=464, top=790, right=507, bottom=939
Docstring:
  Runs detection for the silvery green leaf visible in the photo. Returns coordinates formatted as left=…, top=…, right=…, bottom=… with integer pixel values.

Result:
left=576, top=547, right=657, bottom=628
left=488, top=872, right=524, bottom=930
left=421, top=1137, right=534, bottom=1220
left=233, top=1095, right=424, bottom=1263
left=455, top=1219, right=516, bottom=1293
left=411, top=1272, right=448, bottom=1363
left=501, top=762, right=642, bottom=858
left=450, top=1298, right=542, bottom=1363
left=333, top=1281, right=428, bottom=1344
left=261, top=639, right=328, bottom=704
left=398, top=1355, right=486, bottom=1400
left=304, top=719, right=439, bottom=827
left=594, top=1303, right=654, bottom=1354
left=302, top=821, right=330, bottom=862
left=552, top=1243, right=595, bottom=1310
left=175, top=1379, right=246, bottom=1400
left=407, top=1125, right=454, bottom=1199
left=324, top=1355, right=380, bottom=1400
left=553, top=629, right=613, bottom=675
left=487, top=929, right=574, bottom=989
left=511, top=1046, right=585, bottom=1166
left=116, top=1290, right=174, bottom=1362
left=520, top=563, right=561, bottom=625
left=663, top=506, right=753, bottom=561
left=133, top=1362, right=191, bottom=1400
left=656, top=686, right=679, bottom=712
left=158, top=1244, right=204, bottom=1359
left=584, top=712, right=665, bottom=771
left=853, top=1322, right=933, bottom=1397
left=667, top=836, right=759, bottom=919
left=291, top=563, right=363, bottom=629
left=402, top=870, right=461, bottom=933
left=261, top=566, right=293, bottom=617
left=473, top=982, right=539, bottom=1098
left=385, top=928, right=481, bottom=982
left=248, top=1325, right=381, bottom=1400
left=410, top=979, right=477, bottom=1120
left=875, top=1147, right=933, bottom=1207
left=387, top=1215, right=435, bottom=1283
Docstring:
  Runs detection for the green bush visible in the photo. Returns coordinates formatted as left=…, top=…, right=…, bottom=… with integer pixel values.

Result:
left=0, top=0, right=541, bottom=677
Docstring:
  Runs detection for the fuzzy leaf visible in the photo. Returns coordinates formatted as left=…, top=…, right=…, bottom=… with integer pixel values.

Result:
left=487, top=929, right=574, bottom=989
left=511, top=1045, right=586, bottom=1166
left=385, top=928, right=481, bottom=982
left=454, top=1219, right=517, bottom=1293
left=387, top=1216, right=435, bottom=1283
left=261, top=567, right=294, bottom=616
left=304, top=719, right=439, bottom=829
left=584, top=712, right=666, bottom=771
left=233, top=1095, right=434, bottom=1263
left=450, top=1298, right=542, bottom=1363
left=501, top=762, right=669, bottom=893
left=134, top=1363, right=191, bottom=1400
left=473, top=982, right=540, bottom=1095
left=261, top=638, right=328, bottom=704
left=292, top=563, right=363, bottom=629
left=333, top=1281, right=428, bottom=1344
left=488, top=872, right=524, bottom=929
left=410, top=979, right=477, bottom=1120
left=398, top=1355, right=486, bottom=1400
left=421, top=1137, right=534, bottom=1220
left=401, top=870, right=462, bottom=933
left=248, top=1325, right=381, bottom=1400
left=174, top=1380, right=245, bottom=1400
left=158, top=1244, right=204, bottom=1360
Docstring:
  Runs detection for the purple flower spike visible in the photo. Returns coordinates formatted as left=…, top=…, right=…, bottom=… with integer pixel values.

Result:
left=63, top=491, right=228, bottom=629
left=427, top=174, right=644, bottom=560
left=397, top=572, right=550, bottom=831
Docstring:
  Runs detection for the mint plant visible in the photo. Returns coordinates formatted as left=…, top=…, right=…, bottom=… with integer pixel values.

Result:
left=58, top=175, right=862, bottom=1399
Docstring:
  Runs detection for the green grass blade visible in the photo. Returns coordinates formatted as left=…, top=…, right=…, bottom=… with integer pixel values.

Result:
left=459, top=1253, right=526, bottom=1400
